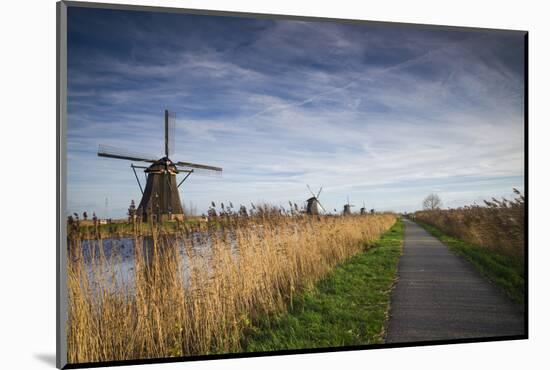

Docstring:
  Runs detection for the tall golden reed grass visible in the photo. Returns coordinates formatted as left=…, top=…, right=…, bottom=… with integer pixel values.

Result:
left=415, top=189, right=524, bottom=262
left=67, top=209, right=395, bottom=363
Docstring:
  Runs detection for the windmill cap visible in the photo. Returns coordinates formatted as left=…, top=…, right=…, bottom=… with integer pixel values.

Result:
left=145, top=157, right=179, bottom=173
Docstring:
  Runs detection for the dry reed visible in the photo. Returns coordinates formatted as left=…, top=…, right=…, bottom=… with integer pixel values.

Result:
left=67, top=208, right=395, bottom=363
left=415, top=189, right=525, bottom=262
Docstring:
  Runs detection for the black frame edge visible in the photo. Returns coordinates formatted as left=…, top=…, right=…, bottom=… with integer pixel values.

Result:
left=523, top=31, right=529, bottom=338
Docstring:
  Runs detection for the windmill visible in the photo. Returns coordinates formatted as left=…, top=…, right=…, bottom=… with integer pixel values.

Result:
left=360, top=201, right=367, bottom=215
left=343, top=196, right=355, bottom=216
left=305, top=185, right=326, bottom=215
left=98, top=110, right=222, bottom=222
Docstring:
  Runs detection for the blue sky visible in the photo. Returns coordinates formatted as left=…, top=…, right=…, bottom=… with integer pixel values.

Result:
left=67, top=7, right=525, bottom=217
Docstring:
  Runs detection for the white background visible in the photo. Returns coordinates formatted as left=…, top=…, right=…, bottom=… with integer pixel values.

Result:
left=0, top=0, right=547, bottom=369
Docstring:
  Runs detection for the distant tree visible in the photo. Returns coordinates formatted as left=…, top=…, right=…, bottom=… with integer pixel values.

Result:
left=423, top=194, right=443, bottom=210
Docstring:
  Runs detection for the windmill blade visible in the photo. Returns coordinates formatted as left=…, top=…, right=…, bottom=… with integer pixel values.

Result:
left=98, top=145, right=157, bottom=163
left=306, top=184, right=316, bottom=198
left=175, top=161, right=222, bottom=173
left=317, top=199, right=327, bottom=213
left=175, top=165, right=222, bottom=177
left=165, top=110, right=176, bottom=158
left=316, top=186, right=323, bottom=199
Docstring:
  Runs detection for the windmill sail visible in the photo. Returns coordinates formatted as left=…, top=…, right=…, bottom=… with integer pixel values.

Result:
left=307, top=184, right=316, bottom=198
left=98, top=145, right=157, bottom=163
left=175, top=161, right=222, bottom=173
left=317, top=200, right=327, bottom=213
left=165, top=110, right=176, bottom=158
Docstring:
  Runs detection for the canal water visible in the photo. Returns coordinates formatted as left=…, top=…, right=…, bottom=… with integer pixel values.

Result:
left=75, top=232, right=238, bottom=293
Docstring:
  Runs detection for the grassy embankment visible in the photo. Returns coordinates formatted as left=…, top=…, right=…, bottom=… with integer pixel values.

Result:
left=415, top=220, right=524, bottom=304
left=243, top=218, right=404, bottom=351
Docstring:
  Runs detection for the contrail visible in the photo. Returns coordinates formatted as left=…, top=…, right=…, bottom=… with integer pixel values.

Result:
left=249, top=33, right=487, bottom=119
left=249, top=80, right=357, bottom=119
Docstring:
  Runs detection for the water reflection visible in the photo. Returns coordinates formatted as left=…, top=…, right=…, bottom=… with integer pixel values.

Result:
left=75, top=232, right=232, bottom=294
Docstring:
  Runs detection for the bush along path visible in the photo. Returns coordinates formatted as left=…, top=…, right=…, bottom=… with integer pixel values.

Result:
left=385, top=218, right=525, bottom=344
left=242, top=219, right=404, bottom=351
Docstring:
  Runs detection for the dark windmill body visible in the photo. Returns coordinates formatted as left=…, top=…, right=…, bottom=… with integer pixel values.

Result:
left=305, top=185, right=326, bottom=215
left=137, top=157, right=184, bottom=220
left=343, top=196, right=355, bottom=216
left=360, top=201, right=367, bottom=215
left=98, top=110, right=222, bottom=222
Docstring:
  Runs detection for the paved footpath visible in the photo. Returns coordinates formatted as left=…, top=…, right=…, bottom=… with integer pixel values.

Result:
left=385, top=218, right=525, bottom=343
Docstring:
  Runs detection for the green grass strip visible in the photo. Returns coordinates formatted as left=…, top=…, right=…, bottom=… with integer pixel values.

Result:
left=242, top=219, right=404, bottom=351
left=415, top=220, right=524, bottom=304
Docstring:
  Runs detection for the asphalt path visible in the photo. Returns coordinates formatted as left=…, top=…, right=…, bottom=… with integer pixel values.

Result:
left=385, top=218, right=525, bottom=343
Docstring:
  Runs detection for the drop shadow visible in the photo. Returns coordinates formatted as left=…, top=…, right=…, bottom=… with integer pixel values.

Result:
left=34, top=353, right=56, bottom=367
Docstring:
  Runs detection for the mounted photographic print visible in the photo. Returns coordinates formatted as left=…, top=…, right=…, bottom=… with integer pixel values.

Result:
left=56, top=1, right=527, bottom=368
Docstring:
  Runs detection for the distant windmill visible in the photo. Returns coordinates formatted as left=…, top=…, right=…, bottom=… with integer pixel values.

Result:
left=98, top=110, right=222, bottom=222
left=360, top=201, right=367, bottom=215
left=305, top=185, right=326, bottom=215
left=343, top=196, right=355, bottom=216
